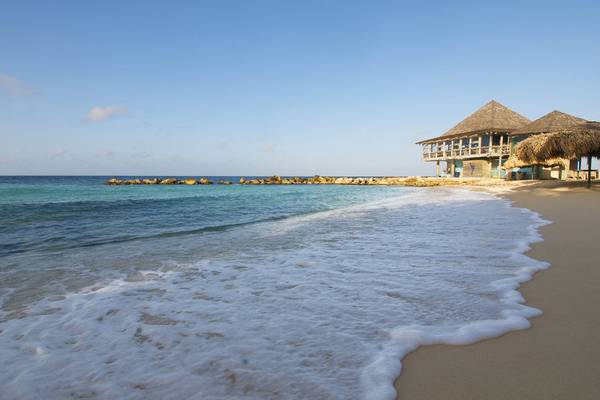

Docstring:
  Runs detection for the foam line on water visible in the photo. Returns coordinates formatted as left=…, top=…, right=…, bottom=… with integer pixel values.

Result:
left=360, top=193, right=550, bottom=400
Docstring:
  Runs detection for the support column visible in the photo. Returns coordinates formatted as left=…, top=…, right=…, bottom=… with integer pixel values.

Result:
left=498, top=135, right=504, bottom=178
left=450, top=160, right=455, bottom=177
left=587, top=154, right=592, bottom=189
left=436, top=160, right=440, bottom=177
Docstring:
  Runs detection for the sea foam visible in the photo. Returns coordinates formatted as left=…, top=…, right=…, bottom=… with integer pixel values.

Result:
left=0, top=188, right=549, bottom=400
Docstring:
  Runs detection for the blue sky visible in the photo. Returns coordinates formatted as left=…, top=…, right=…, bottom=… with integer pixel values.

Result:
left=2, top=0, right=599, bottom=176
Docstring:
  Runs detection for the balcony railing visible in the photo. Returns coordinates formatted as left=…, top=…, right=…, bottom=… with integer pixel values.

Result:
left=422, top=145, right=510, bottom=161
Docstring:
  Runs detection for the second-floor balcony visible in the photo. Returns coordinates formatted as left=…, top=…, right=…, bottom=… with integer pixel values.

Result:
left=422, top=144, right=511, bottom=161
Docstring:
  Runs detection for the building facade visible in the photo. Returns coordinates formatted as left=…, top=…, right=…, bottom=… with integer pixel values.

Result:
left=417, top=101, right=584, bottom=179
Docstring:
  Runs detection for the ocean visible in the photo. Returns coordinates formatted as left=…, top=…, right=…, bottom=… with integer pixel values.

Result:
left=0, top=176, right=548, bottom=400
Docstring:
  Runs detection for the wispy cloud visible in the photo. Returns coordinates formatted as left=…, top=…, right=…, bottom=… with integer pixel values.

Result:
left=86, top=105, right=128, bottom=122
left=96, top=150, right=116, bottom=158
left=131, top=151, right=152, bottom=159
left=50, top=148, right=68, bottom=159
left=0, top=73, right=36, bottom=97
left=263, top=143, right=274, bottom=152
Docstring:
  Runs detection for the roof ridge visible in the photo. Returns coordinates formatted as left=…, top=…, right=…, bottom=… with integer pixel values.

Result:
left=511, top=110, right=587, bottom=135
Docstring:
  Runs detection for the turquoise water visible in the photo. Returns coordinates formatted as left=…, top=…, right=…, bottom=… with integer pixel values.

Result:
left=0, top=176, right=404, bottom=257
left=0, top=177, right=547, bottom=400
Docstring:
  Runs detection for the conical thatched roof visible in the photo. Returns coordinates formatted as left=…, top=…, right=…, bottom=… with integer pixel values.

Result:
left=417, top=100, right=530, bottom=144
left=515, top=122, right=600, bottom=162
left=511, top=110, right=587, bottom=135
left=442, top=100, right=530, bottom=137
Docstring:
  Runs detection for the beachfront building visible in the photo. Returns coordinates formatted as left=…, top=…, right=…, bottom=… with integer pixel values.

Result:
left=417, top=100, right=531, bottom=178
left=508, top=111, right=588, bottom=180
left=417, top=100, right=587, bottom=179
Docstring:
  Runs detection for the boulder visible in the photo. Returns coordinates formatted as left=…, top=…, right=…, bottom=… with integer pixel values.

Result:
left=334, top=177, right=352, bottom=185
left=184, top=178, right=197, bottom=185
left=160, top=178, right=178, bottom=185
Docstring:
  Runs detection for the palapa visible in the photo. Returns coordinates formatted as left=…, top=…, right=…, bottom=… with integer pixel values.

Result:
left=515, top=121, right=600, bottom=187
left=516, top=122, right=600, bottom=161
left=503, top=155, right=568, bottom=170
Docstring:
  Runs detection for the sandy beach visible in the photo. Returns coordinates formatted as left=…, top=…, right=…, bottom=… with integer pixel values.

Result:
left=395, top=182, right=600, bottom=399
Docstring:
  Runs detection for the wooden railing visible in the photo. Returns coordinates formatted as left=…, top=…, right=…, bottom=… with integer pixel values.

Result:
left=422, top=144, right=510, bottom=161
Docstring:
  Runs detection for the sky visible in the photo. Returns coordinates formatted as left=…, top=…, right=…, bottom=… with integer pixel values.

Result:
left=1, top=0, right=599, bottom=176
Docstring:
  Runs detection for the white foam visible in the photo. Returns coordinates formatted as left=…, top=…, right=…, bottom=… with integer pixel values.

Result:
left=361, top=199, right=550, bottom=400
left=0, top=188, right=550, bottom=400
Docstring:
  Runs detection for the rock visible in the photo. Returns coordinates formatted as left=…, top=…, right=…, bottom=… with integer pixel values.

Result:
left=334, top=177, right=352, bottom=185
left=103, top=175, right=464, bottom=188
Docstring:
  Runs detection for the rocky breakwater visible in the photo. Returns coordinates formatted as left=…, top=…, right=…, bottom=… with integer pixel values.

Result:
left=105, top=177, right=224, bottom=185
left=237, top=175, right=476, bottom=186
left=106, top=175, right=492, bottom=187
left=106, top=176, right=490, bottom=187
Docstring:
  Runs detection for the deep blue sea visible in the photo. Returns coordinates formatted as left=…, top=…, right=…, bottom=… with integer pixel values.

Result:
left=0, top=176, right=548, bottom=400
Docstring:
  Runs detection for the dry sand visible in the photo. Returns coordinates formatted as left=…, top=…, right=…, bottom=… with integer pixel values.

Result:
left=394, top=182, right=600, bottom=400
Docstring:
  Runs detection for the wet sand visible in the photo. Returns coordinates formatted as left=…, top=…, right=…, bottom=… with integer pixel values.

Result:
left=395, top=182, right=600, bottom=400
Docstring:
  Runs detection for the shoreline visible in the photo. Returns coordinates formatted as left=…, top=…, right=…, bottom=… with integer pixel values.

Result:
left=394, top=182, right=600, bottom=399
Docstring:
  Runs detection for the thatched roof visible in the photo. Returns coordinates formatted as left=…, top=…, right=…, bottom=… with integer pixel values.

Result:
left=503, top=155, right=568, bottom=169
left=515, top=122, right=600, bottom=162
left=511, top=110, right=587, bottom=135
left=417, top=100, right=530, bottom=144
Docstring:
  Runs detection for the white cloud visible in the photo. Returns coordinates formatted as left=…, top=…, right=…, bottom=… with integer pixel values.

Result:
left=50, top=148, right=68, bottom=158
left=97, top=150, right=116, bottom=158
left=86, top=105, right=128, bottom=122
left=263, top=143, right=274, bottom=152
left=0, top=73, right=36, bottom=96
left=131, top=151, right=151, bottom=159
